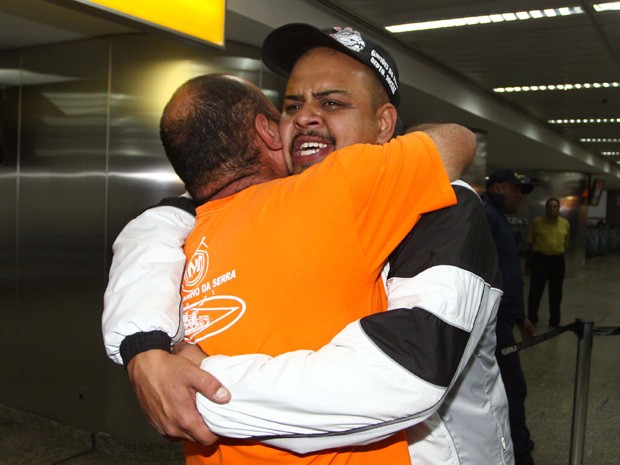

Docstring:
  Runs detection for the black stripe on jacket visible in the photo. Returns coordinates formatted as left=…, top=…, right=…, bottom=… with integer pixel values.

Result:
left=361, top=185, right=501, bottom=387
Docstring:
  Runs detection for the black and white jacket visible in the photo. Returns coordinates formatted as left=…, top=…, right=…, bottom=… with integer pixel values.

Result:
left=103, top=182, right=512, bottom=465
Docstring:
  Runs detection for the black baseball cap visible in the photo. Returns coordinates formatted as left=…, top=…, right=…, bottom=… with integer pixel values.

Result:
left=262, top=23, right=400, bottom=107
left=486, top=169, right=534, bottom=194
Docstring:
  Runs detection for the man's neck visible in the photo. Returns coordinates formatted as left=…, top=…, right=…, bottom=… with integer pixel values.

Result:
left=194, top=170, right=282, bottom=205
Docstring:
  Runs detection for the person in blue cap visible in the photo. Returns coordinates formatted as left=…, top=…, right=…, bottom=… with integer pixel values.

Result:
left=482, top=168, right=537, bottom=465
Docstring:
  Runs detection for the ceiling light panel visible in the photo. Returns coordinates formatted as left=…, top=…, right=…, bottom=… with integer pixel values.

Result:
left=593, top=2, right=620, bottom=12
left=386, top=7, right=584, bottom=33
left=549, top=118, right=620, bottom=124
left=495, top=82, right=620, bottom=93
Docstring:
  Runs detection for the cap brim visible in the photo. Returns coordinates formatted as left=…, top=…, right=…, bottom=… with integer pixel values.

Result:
left=262, top=23, right=360, bottom=78
left=521, top=183, right=534, bottom=194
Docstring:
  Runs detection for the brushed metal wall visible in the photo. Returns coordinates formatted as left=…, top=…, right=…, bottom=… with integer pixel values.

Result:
left=0, top=33, right=285, bottom=441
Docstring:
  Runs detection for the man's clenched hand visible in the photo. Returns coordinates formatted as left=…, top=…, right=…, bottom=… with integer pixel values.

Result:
left=127, top=349, right=230, bottom=445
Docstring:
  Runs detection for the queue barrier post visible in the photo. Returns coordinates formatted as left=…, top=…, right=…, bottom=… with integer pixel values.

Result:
left=568, top=320, right=594, bottom=465
left=500, top=320, right=620, bottom=463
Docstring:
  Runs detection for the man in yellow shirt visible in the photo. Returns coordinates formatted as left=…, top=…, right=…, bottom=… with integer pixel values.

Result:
left=527, top=197, right=570, bottom=328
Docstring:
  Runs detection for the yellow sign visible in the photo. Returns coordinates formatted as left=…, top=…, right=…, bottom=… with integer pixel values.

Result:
left=72, top=0, right=225, bottom=47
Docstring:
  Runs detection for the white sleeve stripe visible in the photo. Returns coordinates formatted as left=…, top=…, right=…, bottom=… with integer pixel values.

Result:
left=197, top=321, right=447, bottom=453
left=387, top=265, right=488, bottom=331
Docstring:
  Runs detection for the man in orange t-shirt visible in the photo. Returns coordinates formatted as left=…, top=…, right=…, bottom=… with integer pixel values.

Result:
left=159, top=73, right=472, bottom=465
left=182, top=135, right=453, bottom=465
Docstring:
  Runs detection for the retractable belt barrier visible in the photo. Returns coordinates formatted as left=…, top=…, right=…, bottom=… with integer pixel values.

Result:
left=498, top=319, right=619, bottom=465
left=592, top=325, right=620, bottom=336
left=500, top=321, right=577, bottom=356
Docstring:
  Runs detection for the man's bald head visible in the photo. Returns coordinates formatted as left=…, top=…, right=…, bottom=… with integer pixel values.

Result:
left=160, top=74, right=279, bottom=200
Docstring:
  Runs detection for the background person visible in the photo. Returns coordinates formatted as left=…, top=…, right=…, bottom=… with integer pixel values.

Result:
left=527, top=197, right=570, bottom=328
left=482, top=168, right=536, bottom=465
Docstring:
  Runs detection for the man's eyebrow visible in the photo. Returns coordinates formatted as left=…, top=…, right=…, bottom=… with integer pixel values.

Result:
left=284, top=93, right=304, bottom=102
left=314, top=89, right=350, bottom=98
left=284, top=89, right=351, bottom=101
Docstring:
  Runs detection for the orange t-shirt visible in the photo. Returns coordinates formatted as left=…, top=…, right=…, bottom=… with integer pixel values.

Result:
left=182, top=133, right=455, bottom=465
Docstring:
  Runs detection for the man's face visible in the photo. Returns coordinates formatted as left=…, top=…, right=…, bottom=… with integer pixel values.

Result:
left=279, top=47, right=391, bottom=172
left=494, top=182, right=525, bottom=214
left=546, top=200, right=560, bottom=219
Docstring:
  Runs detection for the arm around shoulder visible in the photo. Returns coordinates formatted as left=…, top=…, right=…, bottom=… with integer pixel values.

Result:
left=407, top=123, right=476, bottom=181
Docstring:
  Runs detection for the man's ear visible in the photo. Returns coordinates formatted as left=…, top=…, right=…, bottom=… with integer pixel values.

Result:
left=255, top=114, right=283, bottom=150
left=375, top=103, right=398, bottom=144
left=489, top=183, right=502, bottom=194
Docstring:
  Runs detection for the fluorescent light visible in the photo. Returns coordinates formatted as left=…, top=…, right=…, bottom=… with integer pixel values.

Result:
left=549, top=118, right=620, bottom=124
left=494, top=82, right=620, bottom=93
left=601, top=152, right=620, bottom=156
left=386, top=7, right=583, bottom=32
left=593, top=2, right=620, bottom=12
left=581, top=138, right=620, bottom=143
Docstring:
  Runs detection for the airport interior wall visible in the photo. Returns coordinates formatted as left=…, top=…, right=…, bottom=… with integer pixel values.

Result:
left=0, top=31, right=602, bottom=443
left=0, top=32, right=285, bottom=442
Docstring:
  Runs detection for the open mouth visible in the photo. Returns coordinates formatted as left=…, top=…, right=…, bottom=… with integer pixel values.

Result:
left=291, top=135, right=335, bottom=168
left=299, top=141, right=328, bottom=157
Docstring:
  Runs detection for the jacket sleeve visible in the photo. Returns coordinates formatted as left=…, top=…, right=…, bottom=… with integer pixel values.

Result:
left=194, top=182, right=503, bottom=454
left=102, top=196, right=196, bottom=365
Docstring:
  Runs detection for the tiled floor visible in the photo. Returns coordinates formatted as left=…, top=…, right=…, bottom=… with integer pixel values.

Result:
left=520, top=253, right=620, bottom=465
left=0, top=407, right=183, bottom=465
left=1, top=254, right=619, bottom=465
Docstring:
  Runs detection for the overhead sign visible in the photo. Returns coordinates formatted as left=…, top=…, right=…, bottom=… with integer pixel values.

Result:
left=71, top=0, right=225, bottom=47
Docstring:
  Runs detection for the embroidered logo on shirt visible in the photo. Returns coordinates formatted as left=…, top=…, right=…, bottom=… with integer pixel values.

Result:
left=182, top=237, right=245, bottom=342
left=184, top=237, right=209, bottom=289
left=183, top=295, right=246, bottom=342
